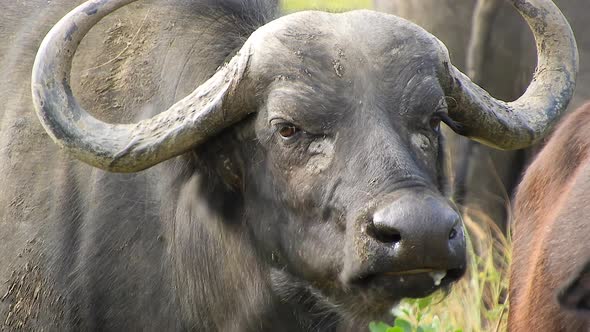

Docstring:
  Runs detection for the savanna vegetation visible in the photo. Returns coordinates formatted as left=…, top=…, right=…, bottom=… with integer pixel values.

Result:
left=281, top=1, right=512, bottom=331
left=281, top=0, right=372, bottom=12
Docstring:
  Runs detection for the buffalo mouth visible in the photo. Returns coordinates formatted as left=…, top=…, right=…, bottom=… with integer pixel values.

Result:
left=349, top=267, right=466, bottom=299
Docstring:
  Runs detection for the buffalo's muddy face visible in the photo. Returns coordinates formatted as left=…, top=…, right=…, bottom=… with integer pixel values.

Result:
left=241, top=11, right=466, bottom=318
left=33, top=0, right=577, bottom=326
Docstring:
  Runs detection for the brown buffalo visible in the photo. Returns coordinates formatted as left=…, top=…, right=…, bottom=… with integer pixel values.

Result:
left=510, top=103, right=590, bottom=331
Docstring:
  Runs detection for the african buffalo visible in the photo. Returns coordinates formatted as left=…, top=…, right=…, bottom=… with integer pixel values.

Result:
left=510, top=103, right=590, bottom=331
left=374, top=0, right=589, bottom=231
left=0, top=0, right=577, bottom=330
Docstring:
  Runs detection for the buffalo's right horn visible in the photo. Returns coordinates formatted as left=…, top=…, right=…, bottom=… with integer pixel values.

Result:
left=444, top=0, right=578, bottom=150
left=32, top=0, right=254, bottom=172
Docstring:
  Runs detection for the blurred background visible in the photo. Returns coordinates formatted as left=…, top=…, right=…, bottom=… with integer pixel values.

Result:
left=281, top=0, right=372, bottom=12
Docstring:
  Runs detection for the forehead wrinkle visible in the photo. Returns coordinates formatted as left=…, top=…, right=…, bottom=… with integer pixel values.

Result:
left=332, top=17, right=444, bottom=121
left=257, top=11, right=448, bottom=128
left=401, top=75, right=445, bottom=116
left=374, top=56, right=444, bottom=117
left=263, top=28, right=372, bottom=127
left=266, top=83, right=348, bottom=128
left=269, top=13, right=373, bottom=80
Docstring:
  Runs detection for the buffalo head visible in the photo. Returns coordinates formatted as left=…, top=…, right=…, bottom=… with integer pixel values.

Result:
left=31, top=0, right=577, bottom=323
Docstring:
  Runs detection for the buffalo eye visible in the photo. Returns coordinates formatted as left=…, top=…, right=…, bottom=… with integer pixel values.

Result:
left=278, top=124, right=299, bottom=138
left=270, top=119, right=302, bottom=141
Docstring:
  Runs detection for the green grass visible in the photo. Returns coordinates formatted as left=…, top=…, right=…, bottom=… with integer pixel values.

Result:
left=370, top=208, right=511, bottom=332
left=281, top=0, right=372, bottom=12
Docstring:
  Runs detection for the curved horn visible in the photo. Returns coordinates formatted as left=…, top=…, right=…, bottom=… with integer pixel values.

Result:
left=445, top=0, right=578, bottom=150
left=32, top=0, right=253, bottom=172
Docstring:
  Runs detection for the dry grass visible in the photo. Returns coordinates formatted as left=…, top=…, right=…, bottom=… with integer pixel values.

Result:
left=281, top=0, right=372, bottom=12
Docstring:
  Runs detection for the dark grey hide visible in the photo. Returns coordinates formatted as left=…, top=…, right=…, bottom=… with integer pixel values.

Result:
left=0, top=0, right=465, bottom=330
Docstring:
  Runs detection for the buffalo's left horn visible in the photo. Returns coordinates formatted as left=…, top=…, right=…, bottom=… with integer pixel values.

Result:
left=32, top=0, right=253, bottom=172
left=443, top=0, right=578, bottom=149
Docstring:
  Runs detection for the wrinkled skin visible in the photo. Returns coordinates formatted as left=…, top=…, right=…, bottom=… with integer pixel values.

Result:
left=242, top=9, right=467, bottom=310
left=374, top=0, right=589, bottom=230
left=0, top=1, right=467, bottom=330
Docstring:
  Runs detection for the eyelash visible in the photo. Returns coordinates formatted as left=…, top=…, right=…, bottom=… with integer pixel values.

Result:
left=430, top=114, right=442, bottom=132
left=434, top=111, right=465, bottom=135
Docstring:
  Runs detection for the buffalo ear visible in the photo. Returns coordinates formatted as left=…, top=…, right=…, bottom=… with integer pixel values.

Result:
left=557, top=260, right=590, bottom=312
left=209, top=135, right=246, bottom=192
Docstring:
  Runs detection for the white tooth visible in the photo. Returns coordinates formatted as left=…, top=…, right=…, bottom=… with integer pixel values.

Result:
left=429, top=271, right=446, bottom=286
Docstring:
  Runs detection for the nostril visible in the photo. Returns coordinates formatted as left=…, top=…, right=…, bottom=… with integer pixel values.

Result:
left=367, top=222, right=402, bottom=244
left=449, top=227, right=458, bottom=240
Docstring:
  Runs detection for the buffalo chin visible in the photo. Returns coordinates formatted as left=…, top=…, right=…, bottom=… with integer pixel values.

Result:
left=351, top=267, right=465, bottom=300
left=269, top=267, right=464, bottom=326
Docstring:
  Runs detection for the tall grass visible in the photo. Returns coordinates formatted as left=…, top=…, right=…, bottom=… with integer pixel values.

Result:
left=281, top=0, right=372, bottom=12
left=371, top=208, right=512, bottom=332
